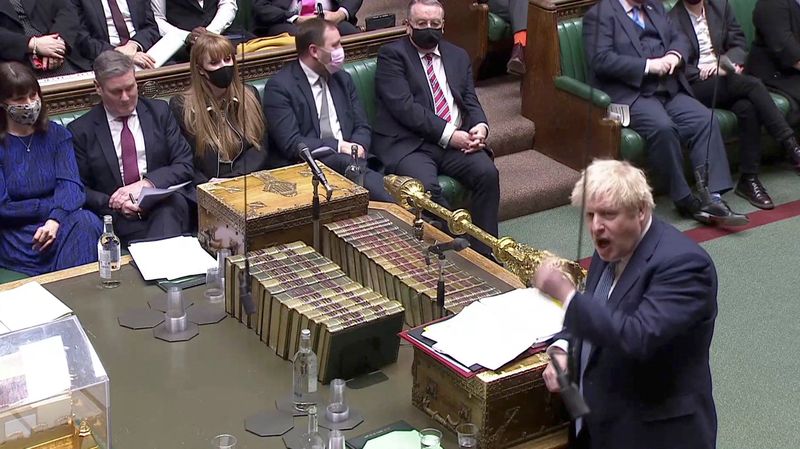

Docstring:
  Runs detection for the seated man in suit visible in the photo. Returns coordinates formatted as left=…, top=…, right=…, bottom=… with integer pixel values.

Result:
left=373, top=0, right=499, bottom=257
left=583, top=0, right=746, bottom=226
left=253, top=0, right=362, bottom=37
left=536, top=159, right=718, bottom=449
left=262, top=18, right=394, bottom=202
left=69, top=50, right=195, bottom=245
left=71, top=0, right=159, bottom=69
left=749, top=0, right=800, bottom=125
left=670, top=0, right=800, bottom=210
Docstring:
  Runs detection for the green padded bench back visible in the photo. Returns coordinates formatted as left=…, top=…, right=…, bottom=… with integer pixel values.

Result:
left=729, top=0, right=756, bottom=46
left=488, top=12, right=513, bottom=43
left=557, top=18, right=587, bottom=82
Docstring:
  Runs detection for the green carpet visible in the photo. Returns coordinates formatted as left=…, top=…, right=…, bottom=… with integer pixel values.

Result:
left=499, top=166, right=800, bottom=448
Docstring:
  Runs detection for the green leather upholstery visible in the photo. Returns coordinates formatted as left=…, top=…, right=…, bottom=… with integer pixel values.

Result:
left=729, top=0, right=757, bottom=46
left=488, top=12, right=513, bottom=43
left=0, top=269, right=27, bottom=284
left=555, top=7, right=792, bottom=167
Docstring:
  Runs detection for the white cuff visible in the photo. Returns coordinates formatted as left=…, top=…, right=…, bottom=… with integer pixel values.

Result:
left=439, top=123, right=457, bottom=148
left=338, top=7, right=350, bottom=20
left=549, top=339, right=569, bottom=354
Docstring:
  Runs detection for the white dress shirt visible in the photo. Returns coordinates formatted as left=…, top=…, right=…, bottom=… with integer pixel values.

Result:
left=685, top=5, right=719, bottom=66
left=286, top=0, right=349, bottom=23
left=551, top=215, right=653, bottom=353
left=151, top=0, right=238, bottom=36
left=416, top=47, right=462, bottom=148
left=102, top=0, right=136, bottom=46
left=105, top=107, right=148, bottom=181
left=299, top=60, right=344, bottom=144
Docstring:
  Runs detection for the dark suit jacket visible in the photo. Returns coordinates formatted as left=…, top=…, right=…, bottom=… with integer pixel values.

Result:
left=564, top=217, right=717, bottom=449
left=669, top=0, right=747, bottom=83
left=252, top=0, right=361, bottom=35
left=582, top=0, right=694, bottom=105
left=0, top=0, right=92, bottom=71
left=262, top=60, right=372, bottom=165
left=68, top=98, right=195, bottom=216
left=372, top=37, right=488, bottom=171
left=747, top=0, right=800, bottom=102
left=71, top=0, right=160, bottom=59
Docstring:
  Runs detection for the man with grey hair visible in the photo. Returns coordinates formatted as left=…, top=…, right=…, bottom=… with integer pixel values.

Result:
left=69, top=50, right=194, bottom=244
left=534, top=159, right=718, bottom=449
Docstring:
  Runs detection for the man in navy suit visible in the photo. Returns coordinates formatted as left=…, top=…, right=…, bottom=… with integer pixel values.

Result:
left=262, top=18, right=393, bottom=202
left=372, top=0, right=499, bottom=257
left=583, top=0, right=746, bottom=227
left=535, top=159, right=718, bottom=449
left=71, top=0, right=160, bottom=69
left=69, top=50, right=195, bottom=244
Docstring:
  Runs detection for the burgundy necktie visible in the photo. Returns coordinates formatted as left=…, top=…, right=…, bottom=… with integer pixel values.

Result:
left=423, top=53, right=452, bottom=123
left=107, top=0, right=131, bottom=44
left=119, top=116, right=140, bottom=185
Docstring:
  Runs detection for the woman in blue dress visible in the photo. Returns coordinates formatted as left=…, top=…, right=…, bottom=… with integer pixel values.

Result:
left=0, top=62, right=102, bottom=276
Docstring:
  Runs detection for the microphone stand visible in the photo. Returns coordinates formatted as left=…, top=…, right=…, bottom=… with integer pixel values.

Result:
left=311, top=175, right=321, bottom=252
left=436, top=252, right=446, bottom=319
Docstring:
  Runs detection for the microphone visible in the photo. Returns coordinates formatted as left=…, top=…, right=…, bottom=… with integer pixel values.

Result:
left=427, top=238, right=470, bottom=257
left=718, top=54, right=737, bottom=75
left=316, top=2, right=324, bottom=18
left=546, top=346, right=590, bottom=419
left=297, top=142, right=334, bottom=197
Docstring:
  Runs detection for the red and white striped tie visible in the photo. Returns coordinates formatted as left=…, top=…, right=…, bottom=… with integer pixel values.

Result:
left=424, top=53, right=451, bottom=123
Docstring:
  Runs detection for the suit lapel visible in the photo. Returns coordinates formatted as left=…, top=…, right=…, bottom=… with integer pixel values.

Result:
left=403, top=38, right=436, bottom=110
left=292, top=61, right=321, bottom=137
left=612, top=0, right=645, bottom=57
left=607, top=218, right=663, bottom=310
left=91, top=0, right=111, bottom=41
left=706, top=1, right=725, bottom=56
left=644, top=1, right=671, bottom=49
left=20, top=0, right=36, bottom=18
left=439, top=44, right=463, bottom=105
left=674, top=4, right=699, bottom=62
left=136, top=101, right=157, bottom=173
left=94, top=108, right=124, bottom=188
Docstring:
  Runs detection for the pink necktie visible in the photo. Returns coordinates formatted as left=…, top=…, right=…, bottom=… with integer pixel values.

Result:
left=424, top=53, right=451, bottom=123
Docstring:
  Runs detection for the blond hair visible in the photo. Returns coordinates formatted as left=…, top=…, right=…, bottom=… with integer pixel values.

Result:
left=571, top=159, right=655, bottom=212
left=183, top=33, right=265, bottom=160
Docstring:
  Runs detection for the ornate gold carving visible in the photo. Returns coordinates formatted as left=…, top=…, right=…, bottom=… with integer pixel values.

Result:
left=253, top=172, right=298, bottom=197
left=384, top=175, right=586, bottom=288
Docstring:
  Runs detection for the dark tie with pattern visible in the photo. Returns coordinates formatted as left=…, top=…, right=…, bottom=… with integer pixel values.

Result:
left=423, top=53, right=452, bottom=122
left=318, top=78, right=334, bottom=139
left=575, top=261, right=616, bottom=434
left=119, top=116, right=139, bottom=185
left=107, top=0, right=131, bottom=44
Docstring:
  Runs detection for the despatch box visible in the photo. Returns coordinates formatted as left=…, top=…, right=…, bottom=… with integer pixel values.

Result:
left=197, top=163, right=369, bottom=255
left=411, top=347, right=568, bottom=448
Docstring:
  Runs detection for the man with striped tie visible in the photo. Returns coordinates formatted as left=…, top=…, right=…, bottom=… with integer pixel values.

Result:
left=372, top=0, right=499, bottom=258
left=534, top=160, right=719, bottom=449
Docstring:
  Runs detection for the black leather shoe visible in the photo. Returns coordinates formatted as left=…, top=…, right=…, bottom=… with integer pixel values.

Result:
left=507, top=43, right=525, bottom=76
left=694, top=198, right=750, bottom=227
left=782, top=137, right=800, bottom=173
left=735, top=175, right=774, bottom=210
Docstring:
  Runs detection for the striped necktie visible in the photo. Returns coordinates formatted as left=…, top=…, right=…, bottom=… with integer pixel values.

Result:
left=575, top=262, right=616, bottom=435
left=423, top=53, right=452, bottom=123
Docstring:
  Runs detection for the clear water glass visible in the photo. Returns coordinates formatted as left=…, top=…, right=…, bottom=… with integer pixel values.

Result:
left=419, top=428, right=442, bottom=449
left=210, top=434, right=237, bottom=449
left=205, top=267, right=224, bottom=302
left=457, top=423, right=479, bottom=448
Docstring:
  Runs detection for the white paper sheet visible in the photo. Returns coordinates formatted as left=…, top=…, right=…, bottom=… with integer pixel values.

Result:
left=128, top=236, right=217, bottom=280
left=0, top=282, right=73, bottom=334
left=144, top=30, right=191, bottom=68
left=422, top=288, right=564, bottom=370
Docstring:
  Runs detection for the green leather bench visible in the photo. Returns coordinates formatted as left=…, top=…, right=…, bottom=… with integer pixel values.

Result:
left=553, top=0, right=792, bottom=166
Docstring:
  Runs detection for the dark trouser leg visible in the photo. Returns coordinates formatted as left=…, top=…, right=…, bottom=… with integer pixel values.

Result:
left=336, top=21, right=360, bottom=35
left=438, top=149, right=500, bottom=257
left=487, top=0, right=528, bottom=33
left=664, top=92, right=733, bottom=195
left=319, top=152, right=394, bottom=202
left=266, top=23, right=299, bottom=36
left=729, top=73, right=795, bottom=143
left=393, top=146, right=450, bottom=209
left=143, top=194, right=191, bottom=241
left=629, top=95, right=694, bottom=201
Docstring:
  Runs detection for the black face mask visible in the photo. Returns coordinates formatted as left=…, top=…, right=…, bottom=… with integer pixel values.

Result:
left=410, top=27, right=443, bottom=50
left=206, top=65, right=235, bottom=89
left=684, top=0, right=702, bottom=4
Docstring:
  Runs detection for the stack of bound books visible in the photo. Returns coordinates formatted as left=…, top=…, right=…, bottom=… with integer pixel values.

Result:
left=225, top=241, right=404, bottom=382
left=322, top=214, right=502, bottom=327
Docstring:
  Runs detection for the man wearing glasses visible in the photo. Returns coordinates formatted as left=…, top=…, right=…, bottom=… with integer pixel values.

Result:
left=372, top=0, right=499, bottom=259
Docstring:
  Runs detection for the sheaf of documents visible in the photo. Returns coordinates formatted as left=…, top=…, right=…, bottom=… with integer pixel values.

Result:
left=136, top=180, right=191, bottom=210
left=128, top=235, right=217, bottom=280
left=144, top=30, right=192, bottom=69
left=0, top=282, right=73, bottom=335
left=422, top=288, right=564, bottom=370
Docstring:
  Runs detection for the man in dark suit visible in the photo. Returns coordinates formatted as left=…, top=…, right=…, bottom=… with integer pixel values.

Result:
left=372, top=0, right=499, bottom=257
left=253, top=0, right=362, bottom=37
left=583, top=0, right=746, bottom=226
left=262, top=18, right=393, bottom=202
left=749, top=0, right=800, bottom=126
left=670, top=0, right=800, bottom=210
left=71, top=0, right=160, bottom=69
left=535, top=159, right=718, bottom=449
left=0, top=0, right=92, bottom=74
left=69, top=50, right=195, bottom=244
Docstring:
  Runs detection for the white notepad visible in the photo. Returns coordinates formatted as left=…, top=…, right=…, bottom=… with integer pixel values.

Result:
left=128, top=236, right=216, bottom=281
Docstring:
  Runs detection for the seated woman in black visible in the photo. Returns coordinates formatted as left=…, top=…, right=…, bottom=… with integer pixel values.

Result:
left=0, top=62, right=102, bottom=275
left=0, top=0, right=91, bottom=78
left=169, top=33, right=269, bottom=185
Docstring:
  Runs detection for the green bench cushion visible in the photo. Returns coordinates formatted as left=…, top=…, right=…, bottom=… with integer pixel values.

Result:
left=488, top=12, right=512, bottom=43
left=0, top=269, right=28, bottom=284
